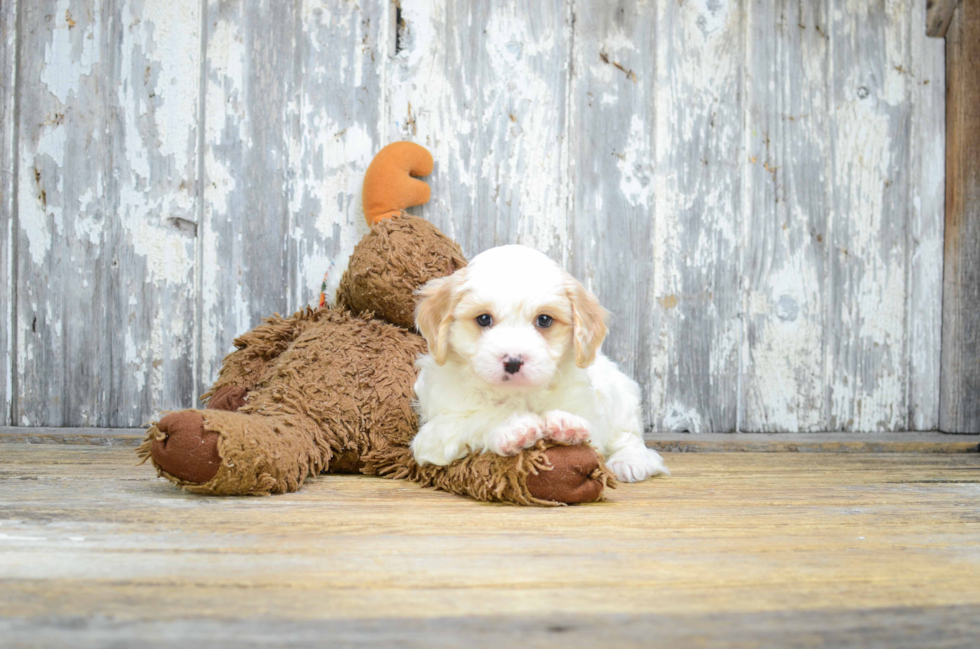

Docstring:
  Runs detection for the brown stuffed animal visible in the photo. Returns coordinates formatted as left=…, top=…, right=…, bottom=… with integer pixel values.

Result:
left=137, top=142, right=613, bottom=505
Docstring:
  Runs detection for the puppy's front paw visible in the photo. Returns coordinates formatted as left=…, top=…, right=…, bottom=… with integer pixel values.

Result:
left=488, top=414, right=546, bottom=456
left=542, top=410, right=591, bottom=444
left=606, top=446, right=670, bottom=483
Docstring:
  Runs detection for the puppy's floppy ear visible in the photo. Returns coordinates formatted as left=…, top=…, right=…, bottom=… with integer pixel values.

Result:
left=415, top=269, right=465, bottom=365
left=565, top=275, right=608, bottom=368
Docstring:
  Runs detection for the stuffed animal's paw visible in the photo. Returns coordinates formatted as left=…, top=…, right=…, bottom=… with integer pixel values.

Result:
left=525, top=445, right=606, bottom=504
left=150, top=411, right=221, bottom=484
left=541, top=410, right=591, bottom=444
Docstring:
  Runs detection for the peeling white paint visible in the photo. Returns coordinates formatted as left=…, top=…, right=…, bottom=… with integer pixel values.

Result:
left=617, top=115, right=653, bottom=208
left=18, top=161, right=52, bottom=267
left=40, top=0, right=101, bottom=105
left=9, top=0, right=944, bottom=430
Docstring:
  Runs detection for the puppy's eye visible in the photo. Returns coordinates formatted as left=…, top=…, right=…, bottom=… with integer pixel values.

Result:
left=476, top=314, right=493, bottom=328
left=536, top=314, right=553, bottom=328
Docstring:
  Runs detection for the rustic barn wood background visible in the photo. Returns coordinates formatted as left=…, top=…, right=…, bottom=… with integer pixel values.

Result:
left=0, top=0, right=947, bottom=432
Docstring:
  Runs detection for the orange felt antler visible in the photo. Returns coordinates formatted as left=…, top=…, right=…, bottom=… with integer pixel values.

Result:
left=362, top=141, right=434, bottom=226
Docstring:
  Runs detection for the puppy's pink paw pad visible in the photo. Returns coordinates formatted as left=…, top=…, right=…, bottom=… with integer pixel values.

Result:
left=542, top=411, right=591, bottom=444
left=491, top=416, right=545, bottom=456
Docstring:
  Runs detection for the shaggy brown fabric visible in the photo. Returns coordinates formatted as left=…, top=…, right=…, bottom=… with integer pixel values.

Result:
left=364, top=439, right=612, bottom=506
left=336, top=215, right=467, bottom=329
left=139, top=212, right=611, bottom=505
left=201, top=313, right=317, bottom=404
left=208, top=385, right=249, bottom=412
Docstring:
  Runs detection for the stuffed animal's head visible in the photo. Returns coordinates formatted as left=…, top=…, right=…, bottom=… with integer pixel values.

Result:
left=335, top=214, right=467, bottom=329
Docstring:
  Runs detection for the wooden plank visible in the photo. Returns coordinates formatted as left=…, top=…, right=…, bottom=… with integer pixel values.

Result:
left=282, top=0, right=387, bottom=317
left=651, top=0, right=742, bottom=432
left=740, top=2, right=943, bottom=432
left=926, top=0, right=961, bottom=38
left=646, top=431, right=980, bottom=454
left=384, top=0, right=571, bottom=260
left=3, top=605, right=979, bottom=648
left=14, top=1, right=201, bottom=427
left=940, top=1, right=980, bottom=433
left=198, top=0, right=294, bottom=399
left=1, top=445, right=980, bottom=642
left=0, top=426, right=142, bottom=446
left=566, top=1, right=657, bottom=425
left=198, top=0, right=387, bottom=397
left=907, top=0, right=947, bottom=430
left=827, top=1, right=914, bottom=431
left=0, top=0, right=16, bottom=426
left=105, top=0, right=202, bottom=426
left=741, top=1, right=833, bottom=432
left=3, top=427, right=978, bottom=453
left=15, top=0, right=112, bottom=426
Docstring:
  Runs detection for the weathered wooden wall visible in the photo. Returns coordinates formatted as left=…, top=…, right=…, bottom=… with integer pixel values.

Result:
left=0, top=0, right=947, bottom=431
left=940, top=0, right=980, bottom=433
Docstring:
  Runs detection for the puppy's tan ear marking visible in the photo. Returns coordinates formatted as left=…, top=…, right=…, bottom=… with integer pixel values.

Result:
left=415, top=270, right=464, bottom=365
left=566, top=276, right=608, bottom=368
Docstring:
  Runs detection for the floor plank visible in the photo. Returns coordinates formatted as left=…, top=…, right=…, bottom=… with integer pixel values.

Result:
left=647, top=431, right=980, bottom=453
left=2, top=427, right=978, bottom=453
left=1, top=444, right=979, bottom=645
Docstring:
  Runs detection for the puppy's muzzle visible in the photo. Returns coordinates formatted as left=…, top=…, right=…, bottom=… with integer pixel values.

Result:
left=503, top=356, right=524, bottom=375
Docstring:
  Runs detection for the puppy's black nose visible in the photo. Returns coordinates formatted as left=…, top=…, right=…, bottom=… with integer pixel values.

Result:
left=503, top=357, right=524, bottom=374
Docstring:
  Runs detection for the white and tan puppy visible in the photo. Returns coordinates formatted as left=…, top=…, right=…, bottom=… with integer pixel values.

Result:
left=410, top=244, right=668, bottom=483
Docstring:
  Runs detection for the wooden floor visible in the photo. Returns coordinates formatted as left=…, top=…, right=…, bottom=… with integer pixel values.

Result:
left=2, top=441, right=980, bottom=647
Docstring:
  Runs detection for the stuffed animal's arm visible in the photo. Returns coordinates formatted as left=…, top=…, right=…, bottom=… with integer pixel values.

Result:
left=369, top=440, right=612, bottom=506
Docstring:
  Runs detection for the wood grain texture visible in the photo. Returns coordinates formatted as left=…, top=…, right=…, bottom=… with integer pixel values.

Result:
left=940, top=1, right=980, bottom=433
left=3, top=606, right=980, bottom=648
left=827, top=1, right=914, bottom=431
left=0, top=0, right=16, bottom=427
left=742, top=1, right=944, bottom=433
left=926, top=0, right=961, bottom=38
left=106, top=0, right=202, bottom=426
left=282, top=0, right=387, bottom=315
left=198, top=0, right=294, bottom=398
left=741, top=0, right=833, bottom=432
left=13, top=1, right=201, bottom=427
left=198, top=0, right=386, bottom=397
left=2, top=444, right=980, bottom=644
left=5, top=426, right=979, bottom=454
left=385, top=0, right=571, bottom=260
left=0, top=426, right=143, bottom=446
left=567, top=0, right=656, bottom=424
left=908, top=0, right=946, bottom=430
left=16, top=0, right=112, bottom=426
left=645, top=431, right=980, bottom=454
left=652, top=0, right=742, bottom=432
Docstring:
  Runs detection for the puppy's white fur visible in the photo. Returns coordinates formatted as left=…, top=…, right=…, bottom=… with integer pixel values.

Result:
left=411, top=245, right=668, bottom=483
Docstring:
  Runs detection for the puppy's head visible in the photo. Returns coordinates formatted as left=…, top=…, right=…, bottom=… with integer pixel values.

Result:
left=415, top=245, right=607, bottom=388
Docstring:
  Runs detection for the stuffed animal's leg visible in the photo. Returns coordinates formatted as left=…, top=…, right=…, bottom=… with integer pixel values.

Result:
left=138, top=408, right=328, bottom=496
left=201, top=310, right=319, bottom=406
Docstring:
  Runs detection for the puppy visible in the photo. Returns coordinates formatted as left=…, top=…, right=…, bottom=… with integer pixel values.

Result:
left=410, top=244, right=668, bottom=483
